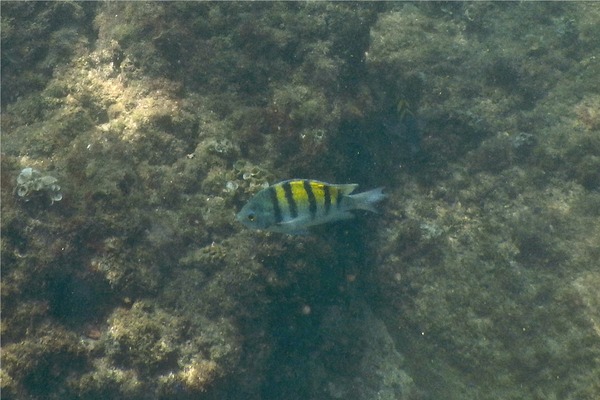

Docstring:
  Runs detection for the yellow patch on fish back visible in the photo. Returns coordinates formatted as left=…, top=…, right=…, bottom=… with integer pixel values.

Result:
left=288, top=180, right=310, bottom=207
left=274, top=184, right=287, bottom=205
left=309, top=181, right=327, bottom=207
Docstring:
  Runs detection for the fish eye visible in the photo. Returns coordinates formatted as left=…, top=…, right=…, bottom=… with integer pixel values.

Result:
left=247, top=213, right=255, bottom=222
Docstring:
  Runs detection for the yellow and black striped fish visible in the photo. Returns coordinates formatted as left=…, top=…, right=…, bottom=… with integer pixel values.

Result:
left=236, top=179, right=386, bottom=234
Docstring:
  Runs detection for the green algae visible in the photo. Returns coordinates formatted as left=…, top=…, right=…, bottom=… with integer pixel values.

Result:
left=1, top=324, right=87, bottom=398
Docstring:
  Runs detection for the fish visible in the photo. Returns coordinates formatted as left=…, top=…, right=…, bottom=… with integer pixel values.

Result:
left=236, top=179, right=386, bottom=234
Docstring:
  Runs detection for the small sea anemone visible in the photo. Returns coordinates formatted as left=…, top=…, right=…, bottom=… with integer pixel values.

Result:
left=15, top=167, right=63, bottom=204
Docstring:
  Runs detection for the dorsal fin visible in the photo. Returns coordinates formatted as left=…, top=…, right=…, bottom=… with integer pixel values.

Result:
left=336, top=183, right=358, bottom=196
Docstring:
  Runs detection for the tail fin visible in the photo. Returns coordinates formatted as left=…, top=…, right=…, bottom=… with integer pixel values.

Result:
left=348, top=187, right=386, bottom=213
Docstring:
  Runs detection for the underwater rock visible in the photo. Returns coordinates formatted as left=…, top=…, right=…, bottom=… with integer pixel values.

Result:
left=311, top=302, right=417, bottom=400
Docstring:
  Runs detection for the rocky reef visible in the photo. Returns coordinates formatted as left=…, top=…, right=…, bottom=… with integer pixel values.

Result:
left=2, top=2, right=599, bottom=399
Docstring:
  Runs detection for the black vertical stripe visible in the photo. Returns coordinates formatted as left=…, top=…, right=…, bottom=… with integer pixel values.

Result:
left=303, top=180, right=317, bottom=219
left=324, top=185, right=331, bottom=214
left=269, top=186, right=283, bottom=223
left=282, top=181, right=298, bottom=218
left=336, top=187, right=343, bottom=209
